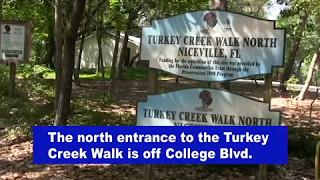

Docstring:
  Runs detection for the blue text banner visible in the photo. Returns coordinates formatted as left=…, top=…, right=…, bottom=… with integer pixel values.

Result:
left=33, top=126, right=287, bottom=164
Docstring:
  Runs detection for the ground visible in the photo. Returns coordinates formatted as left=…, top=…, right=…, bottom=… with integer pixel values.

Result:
left=0, top=77, right=319, bottom=180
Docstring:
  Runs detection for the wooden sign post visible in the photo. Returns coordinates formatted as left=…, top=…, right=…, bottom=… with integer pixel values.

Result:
left=8, top=63, right=16, bottom=97
left=144, top=68, right=158, bottom=180
left=0, top=21, right=32, bottom=97
left=258, top=74, right=273, bottom=180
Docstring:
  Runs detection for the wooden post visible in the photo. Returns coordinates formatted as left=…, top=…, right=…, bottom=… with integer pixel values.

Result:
left=148, top=68, right=158, bottom=94
left=258, top=74, right=272, bottom=180
left=8, top=63, right=16, bottom=97
left=263, top=74, right=272, bottom=103
left=144, top=68, right=158, bottom=180
left=258, top=165, right=267, bottom=180
left=315, top=141, right=320, bottom=180
left=144, top=165, right=153, bottom=180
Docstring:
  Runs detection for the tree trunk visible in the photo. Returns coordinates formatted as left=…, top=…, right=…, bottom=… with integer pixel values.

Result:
left=95, top=34, right=101, bottom=74
left=118, top=31, right=129, bottom=79
left=74, top=31, right=85, bottom=86
left=279, top=39, right=301, bottom=92
left=34, top=42, right=42, bottom=64
left=55, top=0, right=86, bottom=126
left=54, top=0, right=63, bottom=111
left=44, top=35, right=55, bottom=68
left=97, top=29, right=103, bottom=72
left=96, top=23, right=105, bottom=82
left=296, top=58, right=304, bottom=84
left=74, top=0, right=92, bottom=86
left=297, top=49, right=320, bottom=101
left=129, top=52, right=140, bottom=67
left=55, top=42, right=73, bottom=126
left=43, top=17, right=55, bottom=68
left=96, top=1, right=105, bottom=89
left=111, top=30, right=121, bottom=80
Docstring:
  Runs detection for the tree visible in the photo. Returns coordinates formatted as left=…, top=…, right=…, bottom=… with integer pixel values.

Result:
left=297, top=49, right=320, bottom=100
left=42, top=0, right=55, bottom=68
left=96, top=1, right=106, bottom=92
left=54, top=0, right=86, bottom=125
left=74, top=0, right=108, bottom=85
left=229, top=0, right=271, bottom=17
left=118, top=1, right=144, bottom=79
left=54, top=0, right=63, bottom=111
left=277, top=0, right=319, bottom=92
left=107, top=0, right=147, bottom=80
left=74, top=27, right=86, bottom=86
left=109, top=0, right=123, bottom=80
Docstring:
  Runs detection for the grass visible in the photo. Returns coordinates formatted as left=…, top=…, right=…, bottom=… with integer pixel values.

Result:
left=0, top=64, right=56, bottom=130
left=43, top=68, right=113, bottom=80
left=43, top=67, right=172, bottom=81
left=0, top=64, right=144, bottom=136
left=43, top=67, right=143, bottom=80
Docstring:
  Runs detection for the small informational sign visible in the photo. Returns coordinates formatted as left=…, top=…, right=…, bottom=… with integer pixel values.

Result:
left=137, top=88, right=280, bottom=126
left=141, top=10, right=285, bottom=81
left=0, top=21, right=31, bottom=63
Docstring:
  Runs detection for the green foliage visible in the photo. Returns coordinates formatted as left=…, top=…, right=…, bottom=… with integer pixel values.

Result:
left=0, top=64, right=55, bottom=137
left=3, top=122, right=32, bottom=139
left=301, top=54, right=320, bottom=85
left=121, top=68, right=148, bottom=80
left=17, top=64, right=54, bottom=79
left=0, top=64, right=157, bottom=137
left=288, top=128, right=319, bottom=158
left=277, top=0, right=320, bottom=84
left=0, top=65, right=10, bottom=95
left=43, top=67, right=152, bottom=81
left=109, top=0, right=127, bottom=29
left=286, top=75, right=300, bottom=85
left=143, top=0, right=208, bottom=19
left=229, top=0, right=271, bottom=17
left=69, top=109, right=135, bottom=126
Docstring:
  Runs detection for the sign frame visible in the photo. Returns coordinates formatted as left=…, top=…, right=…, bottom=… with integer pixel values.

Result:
left=0, top=20, right=32, bottom=64
left=140, top=9, right=286, bottom=82
left=136, top=87, right=282, bottom=126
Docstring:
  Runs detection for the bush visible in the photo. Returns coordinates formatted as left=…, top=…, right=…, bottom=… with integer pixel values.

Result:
left=0, top=65, right=10, bottom=95
left=286, top=75, right=300, bottom=85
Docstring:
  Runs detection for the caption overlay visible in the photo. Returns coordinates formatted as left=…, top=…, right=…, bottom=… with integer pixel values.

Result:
left=33, top=126, right=287, bottom=164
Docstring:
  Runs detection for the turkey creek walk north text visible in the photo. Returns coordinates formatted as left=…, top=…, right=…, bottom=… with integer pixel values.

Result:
left=147, top=35, right=279, bottom=79
left=148, top=35, right=278, bottom=58
left=45, top=131, right=270, bottom=162
left=142, top=108, right=273, bottom=126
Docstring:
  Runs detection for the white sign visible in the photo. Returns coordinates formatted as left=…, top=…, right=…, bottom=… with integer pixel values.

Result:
left=141, top=10, right=285, bottom=81
left=0, top=24, right=26, bottom=63
left=137, top=88, right=280, bottom=126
